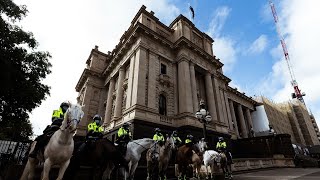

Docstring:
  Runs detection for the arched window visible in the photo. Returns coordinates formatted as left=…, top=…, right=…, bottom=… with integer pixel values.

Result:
left=159, top=94, right=167, bottom=116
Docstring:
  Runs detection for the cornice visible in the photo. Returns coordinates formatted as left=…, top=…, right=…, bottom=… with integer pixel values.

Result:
left=226, top=86, right=259, bottom=105
left=173, top=37, right=223, bottom=68
left=169, top=14, right=214, bottom=43
left=75, top=68, right=103, bottom=92
left=86, top=48, right=109, bottom=65
left=216, top=71, right=231, bottom=83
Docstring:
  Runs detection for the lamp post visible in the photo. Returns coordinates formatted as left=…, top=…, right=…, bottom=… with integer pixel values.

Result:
left=195, top=100, right=212, bottom=140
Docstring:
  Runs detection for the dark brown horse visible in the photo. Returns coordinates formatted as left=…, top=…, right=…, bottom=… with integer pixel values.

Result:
left=176, top=139, right=207, bottom=179
left=176, top=144, right=193, bottom=179
left=63, top=138, right=128, bottom=180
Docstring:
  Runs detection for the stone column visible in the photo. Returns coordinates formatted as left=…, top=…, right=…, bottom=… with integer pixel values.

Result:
left=219, top=89, right=229, bottom=124
left=245, top=108, right=253, bottom=130
left=178, top=59, right=193, bottom=113
left=114, top=68, right=125, bottom=118
left=131, top=48, right=147, bottom=106
left=224, top=93, right=234, bottom=131
left=126, top=55, right=135, bottom=109
left=104, top=78, right=115, bottom=125
left=212, top=75, right=223, bottom=123
left=204, top=72, right=218, bottom=121
left=189, top=62, right=198, bottom=112
left=229, top=100, right=239, bottom=136
left=237, top=103, right=248, bottom=138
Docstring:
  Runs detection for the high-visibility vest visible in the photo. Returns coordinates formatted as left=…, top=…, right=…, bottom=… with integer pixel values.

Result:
left=153, top=133, right=164, bottom=142
left=185, top=138, right=192, bottom=144
left=52, top=107, right=64, bottom=121
left=118, top=127, right=131, bottom=137
left=88, top=122, right=103, bottom=133
left=216, top=142, right=227, bottom=149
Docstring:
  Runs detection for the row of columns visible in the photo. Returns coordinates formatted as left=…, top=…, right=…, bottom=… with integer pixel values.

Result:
left=229, top=101, right=253, bottom=138
left=177, top=57, right=254, bottom=138
left=104, top=68, right=126, bottom=125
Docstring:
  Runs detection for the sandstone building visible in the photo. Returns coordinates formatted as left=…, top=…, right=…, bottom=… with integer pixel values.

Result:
left=252, top=97, right=320, bottom=146
left=75, top=6, right=258, bottom=142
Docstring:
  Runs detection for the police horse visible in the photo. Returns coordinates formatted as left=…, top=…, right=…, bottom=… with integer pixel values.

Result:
left=20, top=103, right=84, bottom=180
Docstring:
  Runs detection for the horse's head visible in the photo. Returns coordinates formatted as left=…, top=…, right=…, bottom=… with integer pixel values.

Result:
left=197, top=138, right=208, bottom=153
left=166, top=135, right=176, bottom=150
left=63, top=103, right=84, bottom=133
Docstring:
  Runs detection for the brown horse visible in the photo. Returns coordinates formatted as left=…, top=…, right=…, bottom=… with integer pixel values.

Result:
left=146, top=142, right=160, bottom=180
left=146, top=135, right=175, bottom=180
left=176, top=139, right=207, bottom=179
left=63, top=138, right=128, bottom=180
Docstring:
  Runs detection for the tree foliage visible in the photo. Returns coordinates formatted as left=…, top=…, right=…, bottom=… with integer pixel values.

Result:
left=0, top=0, right=52, bottom=141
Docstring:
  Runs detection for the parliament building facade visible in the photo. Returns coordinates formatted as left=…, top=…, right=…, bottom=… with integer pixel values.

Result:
left=75, top=6, right=258, bottom=143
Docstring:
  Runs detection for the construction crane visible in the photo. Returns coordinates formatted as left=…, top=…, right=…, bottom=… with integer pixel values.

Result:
left=269, top=0, right=306, bottom=104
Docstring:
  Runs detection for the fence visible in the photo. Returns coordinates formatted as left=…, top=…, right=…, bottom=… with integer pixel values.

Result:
left=231, top=134, right=295, bottom=159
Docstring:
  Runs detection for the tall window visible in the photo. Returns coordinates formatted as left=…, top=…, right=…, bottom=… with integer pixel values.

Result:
left=159, top=94, right=167, bottom=116
left=160, top=63, right=167, bottom=74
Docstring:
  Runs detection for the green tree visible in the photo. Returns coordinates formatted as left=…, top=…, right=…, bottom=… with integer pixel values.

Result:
left=0, top=0, right=51, bottom=141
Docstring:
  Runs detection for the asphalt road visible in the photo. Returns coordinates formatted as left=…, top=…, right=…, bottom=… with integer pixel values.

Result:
left=233, top=168, right=320, bottom=180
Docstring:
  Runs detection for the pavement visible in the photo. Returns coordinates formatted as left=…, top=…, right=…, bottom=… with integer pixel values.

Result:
left=233, top=168, right=320, bottom=180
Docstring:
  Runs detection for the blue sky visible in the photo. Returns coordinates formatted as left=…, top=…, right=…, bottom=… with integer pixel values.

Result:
left=14, top=0, right=320, bottom=135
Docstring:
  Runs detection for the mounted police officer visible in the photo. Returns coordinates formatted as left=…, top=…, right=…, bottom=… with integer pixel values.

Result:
left=172, top=130, right=182, bottom=147
left=185, top=134, right=194, bottom=147
left=29, top=102, right=70, bottom=158
left=77, top=114, right=104, bottom=154
left=116, top=122, right=132, bottom=155
left=153, top=128, right=165, bottom=146
left=216, top=137, right=233, bottom=164
left=87, top=114, right=104, bottom=139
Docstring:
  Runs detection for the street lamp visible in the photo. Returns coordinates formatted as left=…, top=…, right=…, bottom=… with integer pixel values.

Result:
left=195, top=100, right=212, bottom=140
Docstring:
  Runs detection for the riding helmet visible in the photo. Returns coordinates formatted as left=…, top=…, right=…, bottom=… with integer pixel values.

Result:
left=218, top=137, right=224, bottom=141
left=155, top=128, right=161, bottom=132
left=93, top=114, right=102, bottom=121
left=60, top=101, right=69, bottom=113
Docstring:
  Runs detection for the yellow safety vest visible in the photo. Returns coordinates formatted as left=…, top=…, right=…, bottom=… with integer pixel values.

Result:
left=185, top=138, right=192, bottom=144
left=216, top=142, right=227, bottom=149
left=153, top=133, right=164, bottom=142
left=52, top=107, right=64, bottom=121
left=118, top=127, right=131, bottom=137
left=88, top=122, right=103, bottom=133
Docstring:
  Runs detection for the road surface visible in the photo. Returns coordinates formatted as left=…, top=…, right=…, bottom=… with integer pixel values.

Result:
left=234, top=168, right=320, bottom=180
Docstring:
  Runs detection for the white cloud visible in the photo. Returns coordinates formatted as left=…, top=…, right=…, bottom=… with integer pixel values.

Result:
left=261, top=0, right=320, bottom=126
left=207, top=6, right=231, bottom=38
left=247, top=35, right=268, bottom=55
left=207, top=6, right=237, bottom=72
left=14, top=0, right=180, bottom=135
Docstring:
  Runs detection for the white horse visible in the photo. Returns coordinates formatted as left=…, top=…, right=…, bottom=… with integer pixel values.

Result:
left=203, top=150, right=220, bottom=179
left=20, top=103, right=84, bottom=180
left=103, top=138, right=155, bottom=180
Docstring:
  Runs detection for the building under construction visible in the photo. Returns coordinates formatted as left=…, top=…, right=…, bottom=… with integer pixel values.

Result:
left=252, top=97, right=320, bottom=146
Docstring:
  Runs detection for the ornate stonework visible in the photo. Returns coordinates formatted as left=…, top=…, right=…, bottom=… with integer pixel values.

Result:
left=75, top=5, right=258, bottom=140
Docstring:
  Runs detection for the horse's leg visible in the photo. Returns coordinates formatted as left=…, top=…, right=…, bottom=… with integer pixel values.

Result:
left=42, top=159, right=52, bottom=180
left=20, top=159, right=31, bottom=180
left=56, top=159, right=70, bottom=180
left=146, top=160, right=151, bottom=180
left=130, top=160, right=139, bottom=180
left=28, top=159, right=38, bottom=180
left=102, top=161, right=114, bottom=180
